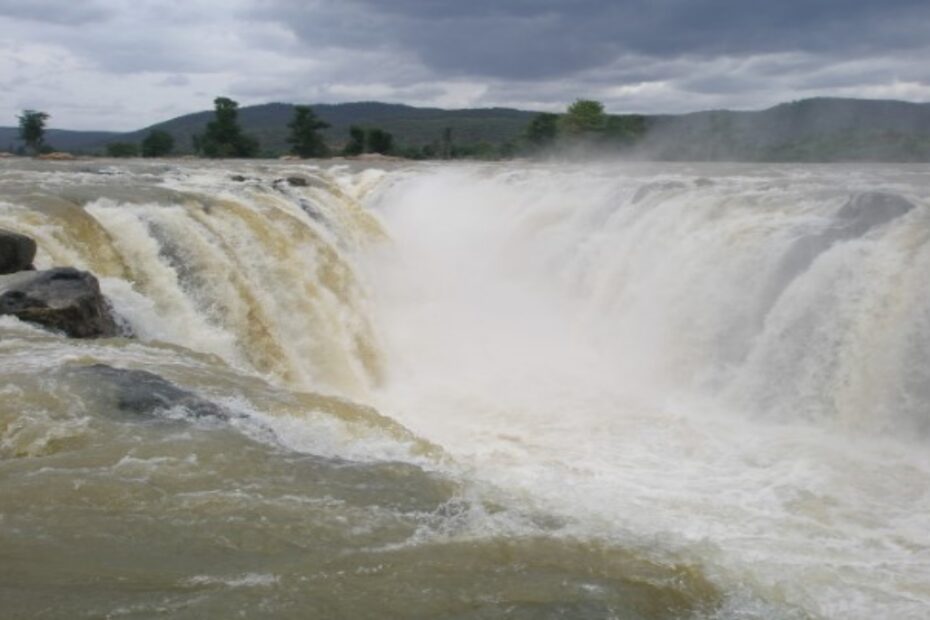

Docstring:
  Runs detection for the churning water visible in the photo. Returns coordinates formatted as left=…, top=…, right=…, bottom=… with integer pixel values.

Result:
left=0, top=159, right=928, bottom=619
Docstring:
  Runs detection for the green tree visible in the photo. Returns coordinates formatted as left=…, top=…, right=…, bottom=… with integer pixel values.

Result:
left=287, top=105, right=330, bottom=158
left=106, top=142, right=139, bottom=157
left=441, top=127, right=453, bottom=159
left=343, top=125, right=366, bottom=156
left=525, top=112, right=559, bottom=148
left=17, top=110, right=50, bottom=155
left=196, top=97, right=259, bottom=158
left=604, top=114, right=648, bottom=146
left=367, top=128, right=394, bottom=155
left=559, top=99, right=607, bottom=136
left=141, top=130, right=175, bottom=157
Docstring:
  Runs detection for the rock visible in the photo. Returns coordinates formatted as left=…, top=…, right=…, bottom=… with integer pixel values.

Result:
left=37, top=152, right=76, bottom=161
left=64, top=364, right=277, bottom=443
left=835, top=191, right=915, bottom=237
left=0, top=267, right=121, bottom=338
left=272, top=176, right=311, bottom=190
left=229, top=174, right=248, bottom=182
left=299, top=199, right=326, bottom=223
left=0, top=229, right=37, bottom=274
left=70, top=364, right=229, bottom=420
left=286, top=176, right=309, bottom=187
left=631, top=181, right=688, bottom=204
left=760, top=191, right=917, bottom=321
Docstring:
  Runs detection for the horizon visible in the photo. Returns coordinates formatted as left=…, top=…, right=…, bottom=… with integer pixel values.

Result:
left=2, top=1, right=929, bottom=131
left=3, top=94, right=929, bottom=135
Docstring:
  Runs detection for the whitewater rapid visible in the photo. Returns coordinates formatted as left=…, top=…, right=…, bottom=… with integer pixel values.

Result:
left=1, top=158, right=928, bottom=619
left=361, top=163, right=930, bottom=619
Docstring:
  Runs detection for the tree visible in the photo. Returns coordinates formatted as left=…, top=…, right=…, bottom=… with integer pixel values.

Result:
left=141, top=130, right=174, bottom=157
left=441, top=127, right=453, bottom=159
left=367, top=128, right=394, bottom=155
left=18, top=110, right=50, bottom=155
left=559, top=99, right=607, bottom=136
left=106, top=142, right=139, bottom=157
left=342, top=126, right=394, bottom=156
left=286, top=105, right=329, bottom=158
left=343, top=125, right=366, bottom=156
left=195, top=97, right=259, bottom=158
left=605, top=115, right=647, bottom=146
left=525, top=112, right=559, bottom=148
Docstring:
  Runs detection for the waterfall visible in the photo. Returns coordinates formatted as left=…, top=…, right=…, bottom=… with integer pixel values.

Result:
left=1, top=159, right=928, bottom=619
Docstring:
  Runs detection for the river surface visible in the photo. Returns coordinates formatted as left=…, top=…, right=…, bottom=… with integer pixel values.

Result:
left=1, top=158, right=928, bottom=619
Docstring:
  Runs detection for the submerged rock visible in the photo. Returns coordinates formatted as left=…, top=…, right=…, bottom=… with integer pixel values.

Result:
left=631, top=181, right=688, bottom=204
left=834, top=191, right=915, bottom=237
left=0, top=229, right=37, bottom=274
left=284, top=176, right=309, bottom=187
left=71, top=364, right=229, bottom=420
left=0, top=268, right=121, bottom=338
left=758, top=191, right=917, bottom=324
left=65, top=364, right=278, bottom=442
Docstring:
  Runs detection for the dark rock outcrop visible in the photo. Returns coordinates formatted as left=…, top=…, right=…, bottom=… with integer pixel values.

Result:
left=274, top=176, right=310, bottom=189
left=834, top=191, right=915, bottom=236
left=71, top=364, right=229, bottom=420
left=631, top=181, right=688, bottom=205
left=0, top=268, right=121, bottom=338
left=64, top=364, right=277, bottom=443
left=775, top=192, right=915, bottom=286
left=758, top=191, right=916, bottom=323
left=0, top=229, right=37, bottom=274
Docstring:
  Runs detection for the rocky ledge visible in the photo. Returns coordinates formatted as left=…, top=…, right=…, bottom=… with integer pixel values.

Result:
left=0, top=228, right=37, bottom=274
left=0, top=267, right=123, bottom=338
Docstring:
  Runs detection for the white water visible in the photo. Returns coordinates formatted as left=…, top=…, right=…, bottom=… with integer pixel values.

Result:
left=2, top=160, right=929, bottom=618
left=362, top=163, right=930, bottom=619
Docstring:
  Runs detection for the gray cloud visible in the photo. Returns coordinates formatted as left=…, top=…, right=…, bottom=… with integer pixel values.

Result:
left=1, top=0, right=929, bottom=130
left=0, top=0, right=111, bottom=24
left=256, top=0, right=930, bottom=79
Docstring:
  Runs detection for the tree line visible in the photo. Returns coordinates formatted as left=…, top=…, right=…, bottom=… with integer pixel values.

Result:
left=523, top=99, right=647, bottom=154
left=14, top=97, right=648, bottom=160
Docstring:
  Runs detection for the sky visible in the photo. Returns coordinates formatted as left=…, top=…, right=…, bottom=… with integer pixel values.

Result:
left=2, top=0, right=930, bottom=131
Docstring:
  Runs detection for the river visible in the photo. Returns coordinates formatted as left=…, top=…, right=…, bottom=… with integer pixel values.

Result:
left=1, top=158, right=928, bottom=619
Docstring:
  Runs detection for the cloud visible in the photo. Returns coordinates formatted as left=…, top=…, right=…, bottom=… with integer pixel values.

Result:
left=256, top=0, right=930, bottom=79
left=0, top=0, right=111, bottom=24
left=0, top=0, right=929, bottom=130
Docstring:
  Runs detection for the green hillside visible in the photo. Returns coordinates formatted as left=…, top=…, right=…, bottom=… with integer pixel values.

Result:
left=5, top=97, right=930, bottom=161
left=117, top=102, right=536, bottom=155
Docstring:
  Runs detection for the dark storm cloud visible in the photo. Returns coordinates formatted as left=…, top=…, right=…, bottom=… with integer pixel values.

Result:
left=3, top=0, right=930, bottom=130
left=255, top=0, right=930, bottom=80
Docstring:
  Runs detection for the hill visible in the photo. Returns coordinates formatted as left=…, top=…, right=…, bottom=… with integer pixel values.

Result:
left=117, top=102, right=536, bottom=155
left=3, top=98, right=930, bottom=161
left=0, top=127, right=120, bottom=154
left=639, top=98, right=930, bottom=161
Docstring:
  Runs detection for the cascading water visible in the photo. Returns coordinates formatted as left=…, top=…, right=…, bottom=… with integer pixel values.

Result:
left=0, top=158, right=927, bottom=619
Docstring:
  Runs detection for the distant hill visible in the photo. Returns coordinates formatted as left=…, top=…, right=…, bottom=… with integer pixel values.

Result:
left=639, top=98, right=930, bottom=161
left=4, top=97, right=930, bottom=161
left=117, top=102, right=536, bottom=155
left=0, top=127, right=120, bottom=153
